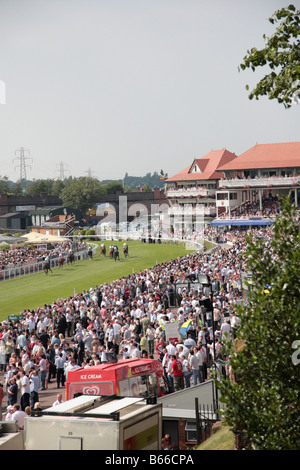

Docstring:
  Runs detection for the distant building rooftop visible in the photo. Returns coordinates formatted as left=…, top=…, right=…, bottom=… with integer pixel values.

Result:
left=217, top=142, right=300, bottom=172
left=166, top=149, right=238, bottom=182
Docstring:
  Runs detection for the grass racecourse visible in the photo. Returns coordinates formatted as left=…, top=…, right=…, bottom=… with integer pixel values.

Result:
left=0, top=240, right=194, bottom=322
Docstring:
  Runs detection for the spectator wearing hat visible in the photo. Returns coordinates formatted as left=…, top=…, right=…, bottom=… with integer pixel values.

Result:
left=5, top=405, right=14, bottom=421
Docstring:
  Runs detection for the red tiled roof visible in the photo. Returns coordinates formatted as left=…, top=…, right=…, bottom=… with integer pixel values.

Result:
left=166, top=149, right=238, bottom=182
left=217, top=142, right=300, bottom=171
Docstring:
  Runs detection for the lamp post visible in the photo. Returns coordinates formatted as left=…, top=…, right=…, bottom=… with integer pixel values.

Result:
left=198, top=274, right=219, bottom=416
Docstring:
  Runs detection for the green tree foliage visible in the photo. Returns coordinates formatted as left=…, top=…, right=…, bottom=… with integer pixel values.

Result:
left=26, top=179, right=54, bottom=196
left=51, top=179, right=66, bottom=197
left=104, top=181, right=124, bottom=194
left=240, top=4, right=300, bottom=108
left=216, top=197, right=300, bottom=449
left=0, top=176, right=10, bottom=193
left=142, top=183, right=152, bottom=192
left=60, top=177, right=106, bottom=211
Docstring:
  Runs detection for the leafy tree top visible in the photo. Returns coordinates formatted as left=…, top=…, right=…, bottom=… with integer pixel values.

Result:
left=240, top=4, right=300, bottom=108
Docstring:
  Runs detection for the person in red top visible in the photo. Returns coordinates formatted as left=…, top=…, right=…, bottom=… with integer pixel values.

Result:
left=170, top=355, right=184, bottom=391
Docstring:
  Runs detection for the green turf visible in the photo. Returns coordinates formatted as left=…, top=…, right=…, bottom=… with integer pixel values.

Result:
left=0, top=240, right=192, bottom=321
left=196, top=425, right=234, bottom=450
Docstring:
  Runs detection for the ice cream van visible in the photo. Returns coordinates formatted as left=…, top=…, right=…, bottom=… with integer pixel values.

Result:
left=66, top=358, right=169, bottom=401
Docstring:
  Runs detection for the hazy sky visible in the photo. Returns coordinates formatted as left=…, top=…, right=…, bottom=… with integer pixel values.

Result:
left=1, top=0, right=299, bottom=182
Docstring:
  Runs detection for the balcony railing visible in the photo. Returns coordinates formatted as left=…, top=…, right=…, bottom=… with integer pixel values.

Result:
left=218, top=175, right=300, bottom=189
left=166, top=188, right=216, bottom=198
left=168, top=205, right=216, bottom=216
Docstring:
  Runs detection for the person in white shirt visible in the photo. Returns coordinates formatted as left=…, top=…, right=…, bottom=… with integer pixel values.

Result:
left=5, top=405, right=14, bottom=422
left=221, top=320, right=231, bottom=341
left=20, top=369, right=30, bottom=411
left=181, top=354, right=191, bottom=388
left=195, top=346, right=204, bottom=383
left=130, top=342, right=140, bottom=359
left=25, top=316, right=36, bottom=333
left=52, top=393, right=64, bottom=407
left=37, top=316, right=47, bottom=334
left=112, top=321, right=122, bottom=345
left=230, top=312, right=241, bottom=338
left=189, top=349, right=199, bottom=386
left=166, top=340, right=176, bottom=356
left=64, top=360, right=80, bottom=380
left=176, top=343, right=189, bottom=359
left=11, top=404, right=26, bottom=430
left=184, top=334, right=196, bottom=350
left=120, top=343, right=131, bottom=359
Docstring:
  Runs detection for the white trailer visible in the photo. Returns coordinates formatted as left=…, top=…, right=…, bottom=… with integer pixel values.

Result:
left=24, top=395, right=162, bottom=450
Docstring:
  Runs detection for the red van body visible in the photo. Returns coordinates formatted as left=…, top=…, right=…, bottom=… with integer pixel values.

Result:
left=66, top=358, right=168, bottom=400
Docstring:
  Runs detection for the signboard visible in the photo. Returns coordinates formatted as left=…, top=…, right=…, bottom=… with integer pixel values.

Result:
left=8, top=314, right=19, bottom=322
left=165, top=322, right=180, bottom=343
left=16, top=205, right=36, bottom=211
left=241, top=272, right=253, bottom=291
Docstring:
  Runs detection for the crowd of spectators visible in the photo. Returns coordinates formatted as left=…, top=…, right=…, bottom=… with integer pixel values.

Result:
left=0, top=224, right=275, bottom=428
left=222, top=196, right=281, bottom=220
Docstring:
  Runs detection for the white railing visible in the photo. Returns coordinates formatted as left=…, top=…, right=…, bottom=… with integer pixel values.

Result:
left=218, top=176, right=300, bottom=189
left=168, top=205, right=216, bottom=216
left=0, top=244, right=97, bottom=282
left=166, top=188, right=216, bottom=198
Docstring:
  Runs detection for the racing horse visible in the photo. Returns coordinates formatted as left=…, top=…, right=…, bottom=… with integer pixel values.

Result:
left=43, top=262, right=52, bottom=275
left=87, top=246, right=93, bottom=260
left=100, top=245, right=106, bottom=257
left=109, top=246, right=114, bottom=259
left=113, top=247, right=120, bottom=262
left=67, top=252, right=75, bottom=264
left=123, top=244, right=129, bottom=258
left=58, top=256, right=64, bottom=269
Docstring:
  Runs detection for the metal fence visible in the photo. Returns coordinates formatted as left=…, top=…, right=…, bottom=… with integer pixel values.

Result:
left=195, top=399, right=220, bottom=445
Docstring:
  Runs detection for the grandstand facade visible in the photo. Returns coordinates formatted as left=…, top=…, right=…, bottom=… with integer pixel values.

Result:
left=165, top=142, right=300, bottom=229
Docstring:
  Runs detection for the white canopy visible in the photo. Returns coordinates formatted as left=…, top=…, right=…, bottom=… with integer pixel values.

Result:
left=21, top=232, right=70, bottom=244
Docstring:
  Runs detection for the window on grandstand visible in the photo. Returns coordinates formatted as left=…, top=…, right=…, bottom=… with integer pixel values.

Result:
left=217, top=193, right=228, bottom=200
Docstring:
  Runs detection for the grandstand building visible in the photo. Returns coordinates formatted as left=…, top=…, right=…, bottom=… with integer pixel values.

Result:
left=165, top=142, right=300, bottom=232
left=164, top=149, right=238, bottom=232
left=215, top=142, right=300, bottom=219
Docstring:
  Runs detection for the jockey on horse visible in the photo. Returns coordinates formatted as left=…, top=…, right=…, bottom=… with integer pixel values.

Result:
left=87, top=245, right=93, bottom=260
left=67, top=248, right=75, bottom=264
left=123, top=242, right=129, bottom=257
left=43, top=253, right=52, bottom=274
left=58, top=253, right=64, bottom=269
left=100, top=242, right=106, bottom=257
left=113, top=245, right=120, bottom=261
left=109, top=244, right=114, bottom=258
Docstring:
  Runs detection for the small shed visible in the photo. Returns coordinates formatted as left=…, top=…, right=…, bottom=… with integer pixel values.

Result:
left=158, top=380, right=220, bottom=449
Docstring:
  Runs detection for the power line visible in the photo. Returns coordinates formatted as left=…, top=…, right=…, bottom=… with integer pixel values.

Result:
left=13, top=147, right=32, bottom=181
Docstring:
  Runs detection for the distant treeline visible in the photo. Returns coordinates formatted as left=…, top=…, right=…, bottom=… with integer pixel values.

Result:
left=104, top=171, right=165, bottom=190
left=0, top=170, right=165, bottom=196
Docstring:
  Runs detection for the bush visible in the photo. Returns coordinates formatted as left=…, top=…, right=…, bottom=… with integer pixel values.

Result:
left=86, top=229, right=95, bottom=239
